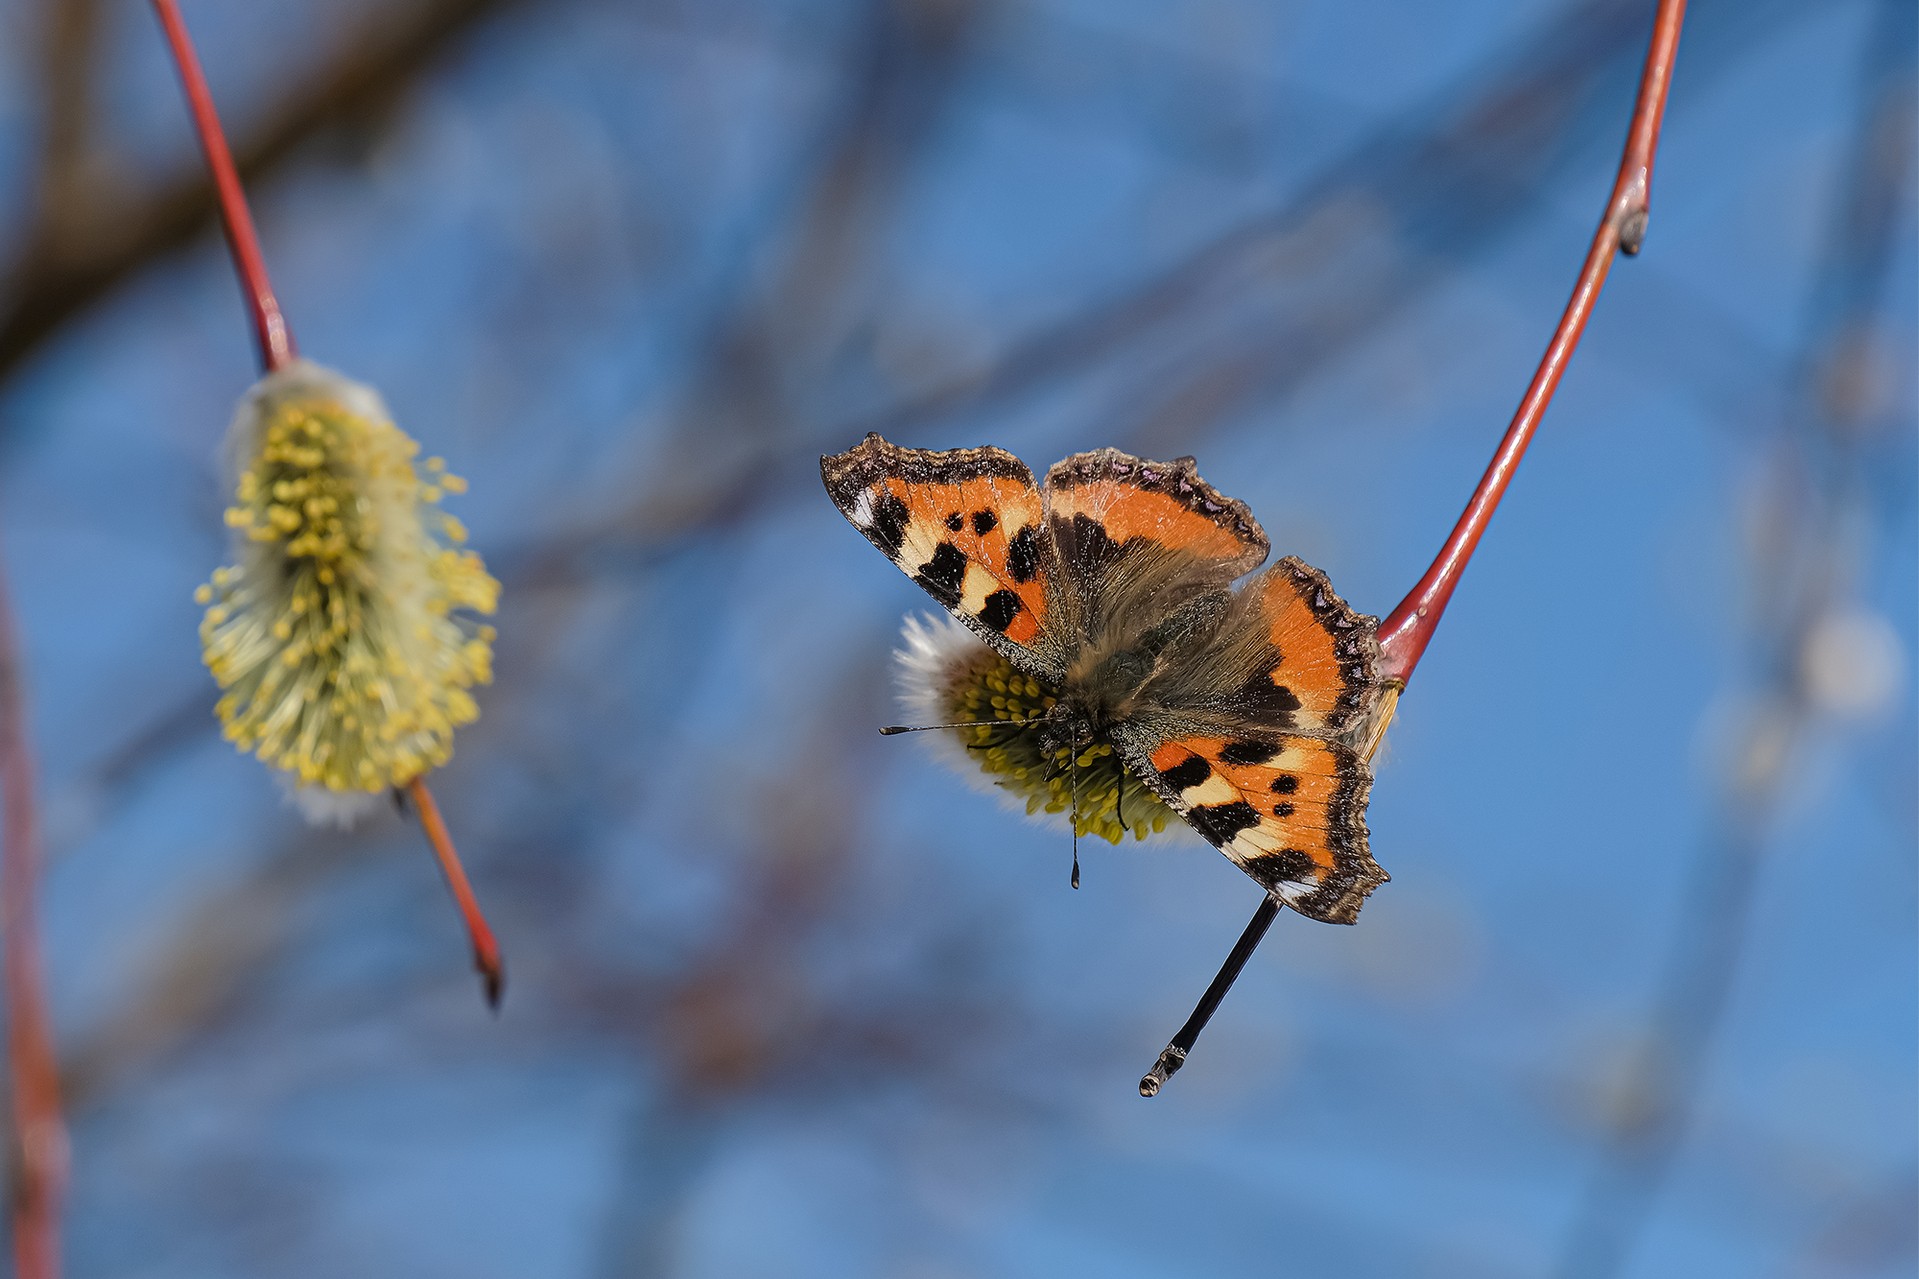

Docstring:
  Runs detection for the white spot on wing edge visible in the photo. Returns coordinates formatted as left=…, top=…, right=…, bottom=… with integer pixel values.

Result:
left=850, top=487, right=875, bottom=527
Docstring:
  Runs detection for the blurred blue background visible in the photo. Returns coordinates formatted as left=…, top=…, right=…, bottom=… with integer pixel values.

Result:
left=0, top=0, right=1913, bottom=1275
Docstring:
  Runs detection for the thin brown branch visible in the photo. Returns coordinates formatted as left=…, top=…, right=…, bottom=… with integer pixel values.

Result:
left=1375, top=0, right=1688, bottom=686
left=0, top=0, right=531, bottom=385
left=32, top=0, right=104, bottom=262
left=0, top=550, right=66, bottom=1279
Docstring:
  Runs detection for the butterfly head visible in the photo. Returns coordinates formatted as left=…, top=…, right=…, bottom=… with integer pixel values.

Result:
left=893, top=613, right=1175, bottom=845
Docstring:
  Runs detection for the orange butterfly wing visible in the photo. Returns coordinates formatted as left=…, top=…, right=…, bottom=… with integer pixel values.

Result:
left=1116, top=554, right=1385, bottom=921
left=1245, top=555, right=1381, bottom=736
left=1043, top=449, right=1269, bottom=581
left=822, top=434, right=1063, bottom=676
left=1131, top=731, right=1384, bottom=923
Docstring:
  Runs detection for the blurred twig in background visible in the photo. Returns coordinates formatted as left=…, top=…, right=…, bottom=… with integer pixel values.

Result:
left=1557, top=3, right=1915, bottom=1274
left=0, top=548, right=66, bottom=1279
left=0, top=0, right=533, bottom=389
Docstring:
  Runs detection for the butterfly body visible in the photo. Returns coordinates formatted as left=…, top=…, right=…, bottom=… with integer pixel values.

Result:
left=825, top=433, right=1389, bottom=924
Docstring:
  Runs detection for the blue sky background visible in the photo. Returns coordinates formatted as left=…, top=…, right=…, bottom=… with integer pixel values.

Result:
left=0, top=0, right=1912, bottom=1275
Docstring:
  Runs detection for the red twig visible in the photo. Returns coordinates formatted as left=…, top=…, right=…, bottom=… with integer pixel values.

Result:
left=149, top=0, right=294, bottom=373
left=408, top=779, right=504, bottom=1008
left=1375, top=0, right=1687, bottom=686
left=151, top=1, right=503, bottom=1005
left=0, top=554, right=67, bottom=1279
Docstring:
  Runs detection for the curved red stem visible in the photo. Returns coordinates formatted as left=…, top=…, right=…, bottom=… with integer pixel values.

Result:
left=408, top=779, right=505, bottom=1009
left=149, top=0, right=294, bottom=372
left=1376, top=0, right=1687, bottom=686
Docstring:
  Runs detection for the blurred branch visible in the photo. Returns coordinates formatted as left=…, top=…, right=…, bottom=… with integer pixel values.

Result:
left=29, top=0, right=104, bottom=266
left=843, top=0, right=1785, bottom=450
left=0, top=549, right=67, bottom=1279
left=0, top=0, right=534, bottom=389
left=588, top=659, right=1031, bottom=1276
left=512, top=0, right=1792, bottom=588
left=629, top=0, right=983, bottom=522
left=1788, top=1165, right=1919, bottom=1278
left=1556, top=3, right=1916, bottom=1274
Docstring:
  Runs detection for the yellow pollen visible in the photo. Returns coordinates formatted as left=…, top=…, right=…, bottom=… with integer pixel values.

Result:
left=196, top=364, right=499, bottom=794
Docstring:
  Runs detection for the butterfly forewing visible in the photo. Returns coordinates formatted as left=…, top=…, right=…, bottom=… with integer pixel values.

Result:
left=1043, top=449, right=1269, bottom=580
left=823, top=434, right=1064, bottom=678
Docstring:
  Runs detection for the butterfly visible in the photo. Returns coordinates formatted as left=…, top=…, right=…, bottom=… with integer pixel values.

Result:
left=822, top=432, right=1389, bottom=924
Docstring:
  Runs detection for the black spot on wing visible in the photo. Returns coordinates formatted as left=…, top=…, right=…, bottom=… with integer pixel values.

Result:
left=1006, top=524, right=1042, bottom=583
left=1270, top=774, right=1298, bottom=795
left=979, top=590, right=1022, bottom=634
left=1054, top=512, right=1123, bottom=575
left=1187, top=801, right=1260, bottom=846
left=1272, top=802, right=1295, bottom=818
left=1157, top=754, right=1212, bottom=791
left=1236, top=671, right=1301, bottom=724
left=869, top=494, right=911, bottom=558
left=1220, top=738, right=1280, bottom=766
left=913, top=542, right=968, bottom=609
left=1248, top=847, right=1318, bottom=886
left=971, top=510, right=998, bottom=535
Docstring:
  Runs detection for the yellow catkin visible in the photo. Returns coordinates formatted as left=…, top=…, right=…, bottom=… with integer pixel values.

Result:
left=933, top=645, right=1174, bottom=845
left=197, top=361, right=499, bottom=795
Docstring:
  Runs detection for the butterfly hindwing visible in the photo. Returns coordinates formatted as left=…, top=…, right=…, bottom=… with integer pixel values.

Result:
left=1240, top=555, right=1381, bottom=736
left=823, top=433, right=1063, bottom=677
left=1120, top=729, right=1385, bottom=924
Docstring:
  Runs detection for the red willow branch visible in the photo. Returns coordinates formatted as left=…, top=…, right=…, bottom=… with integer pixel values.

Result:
left=149, top=0, right=503, bottom=1007
left=149, top=0, right=293, bottom=372
left=1376, top=0, right=1688, bottom=685
left=1142, top=0, right=1688, bottom=1097
left=408, top=778, right=503, bottom=1007
left=0, top=555, right=66, bottom=1279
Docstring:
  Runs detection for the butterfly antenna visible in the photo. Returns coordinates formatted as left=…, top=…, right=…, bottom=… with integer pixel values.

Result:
left=879, top=718, right=1032, bottom=735
left=1068, top=734, right=1082, bottom=890
left=1139, top=895, right=1282, bottom=1097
